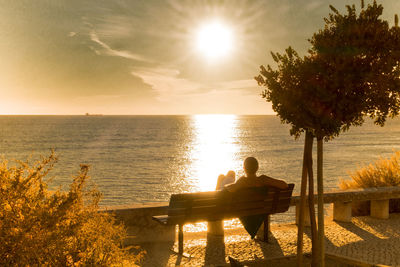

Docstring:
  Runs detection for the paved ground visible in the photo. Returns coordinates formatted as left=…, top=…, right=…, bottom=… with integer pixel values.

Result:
left=139, top=214, right=400, bottom=266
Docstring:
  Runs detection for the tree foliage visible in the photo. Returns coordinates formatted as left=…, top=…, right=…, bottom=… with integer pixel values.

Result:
left=0, top=153, right=140, bottom=266
left=255, top=0, right=400, bottom=140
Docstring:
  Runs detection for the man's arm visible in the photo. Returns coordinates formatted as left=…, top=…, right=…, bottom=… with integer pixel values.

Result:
left=262, top=175, right=288, bottom=189
left=224, top=177, right=246, bottom=193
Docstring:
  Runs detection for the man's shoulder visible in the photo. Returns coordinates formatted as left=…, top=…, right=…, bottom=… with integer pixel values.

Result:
left=235, top=176, right=247, bottom=184
left=257, top=174, right=272, bottom=180
left=256, top=175, right=277, bottom=187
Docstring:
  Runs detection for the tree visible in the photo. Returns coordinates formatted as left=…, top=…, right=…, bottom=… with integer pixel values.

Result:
left=255, top=1, right=400, bottom=266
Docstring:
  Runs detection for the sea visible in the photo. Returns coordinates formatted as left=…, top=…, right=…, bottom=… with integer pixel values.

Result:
left=1, top=115, right=400, bottom=224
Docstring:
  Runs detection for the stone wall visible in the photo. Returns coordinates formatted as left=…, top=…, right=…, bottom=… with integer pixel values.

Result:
left=103, top=202, right=174, bottom=245
left=290, top=186, right=400, bottom=205
left=291, top=186, right=400, bottom=225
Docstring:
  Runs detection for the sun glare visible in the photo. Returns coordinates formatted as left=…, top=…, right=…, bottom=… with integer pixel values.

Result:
left=195, top=20, right=234, bottom=61
left=189, top=114, right=241, bottom=191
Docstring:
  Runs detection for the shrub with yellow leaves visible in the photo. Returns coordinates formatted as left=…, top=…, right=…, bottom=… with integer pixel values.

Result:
left=0, top=153, right=141, bottom=266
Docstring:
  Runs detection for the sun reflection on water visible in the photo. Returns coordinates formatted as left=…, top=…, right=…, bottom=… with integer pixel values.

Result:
left=182, top=114, right=242, bottom=232
left=190, top=114, right=241, bottom=191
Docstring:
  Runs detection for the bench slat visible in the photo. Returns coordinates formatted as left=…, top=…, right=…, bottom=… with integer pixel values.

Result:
left=168, top=186, right=293, bottom=206
left=230, top=197, right=291, bottom=211
left=168, top=208, right=187, bottom=216
left=165, top=200, right=292, bottom=224
left=230, top=191, right=275, bottom=202
left=231, top=190, right=292, bottom=202
left=168, top=190, right=291, bottom=208
left=170, top=191, right=219, bottom=201
left=167, top=196, right=291, bottom=218
left=166, top=205, right=290, bottom=225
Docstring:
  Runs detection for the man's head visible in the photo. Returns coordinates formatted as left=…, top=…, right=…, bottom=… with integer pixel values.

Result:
left=243, top=157, right=258, bottom=175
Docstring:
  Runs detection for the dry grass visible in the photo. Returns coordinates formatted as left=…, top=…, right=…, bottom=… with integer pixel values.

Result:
left=339, top=151, right=400, bottom=214
left=340, top=151, right=400, bottom=189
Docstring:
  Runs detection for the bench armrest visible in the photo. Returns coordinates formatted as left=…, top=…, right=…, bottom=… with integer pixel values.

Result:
left=152, top=215, right=169, bottom=225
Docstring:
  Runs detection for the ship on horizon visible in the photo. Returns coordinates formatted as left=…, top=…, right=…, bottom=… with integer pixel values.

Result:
left=85, top=113, right=103, bottom=116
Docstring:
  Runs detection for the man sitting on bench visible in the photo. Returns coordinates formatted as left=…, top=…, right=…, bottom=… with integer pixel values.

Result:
left=225, top=157, right=288, bottom=192
left=224, top=157, right=289, bottom=239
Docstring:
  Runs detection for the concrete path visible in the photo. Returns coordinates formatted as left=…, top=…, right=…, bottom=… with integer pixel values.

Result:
left=140, top=214, right=400, bottom=266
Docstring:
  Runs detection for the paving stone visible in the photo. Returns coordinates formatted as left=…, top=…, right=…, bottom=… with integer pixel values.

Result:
left=140, top=214, right=400, bottom=266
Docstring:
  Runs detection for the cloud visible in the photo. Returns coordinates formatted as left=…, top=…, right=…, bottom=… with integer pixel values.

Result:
left=305, top=1, right=324, bottom=12
left=132, top=67, right=203, bottom=101
left=89, top=31, right=150, bottom=62
left=218, top=79, right=258, bottom=93
left=132, top=66, right=259, bottom=102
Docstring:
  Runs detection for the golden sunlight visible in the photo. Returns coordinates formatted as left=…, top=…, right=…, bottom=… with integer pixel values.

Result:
left=190, top=114, right=241, bottom=191
left=195, top=20, right=234, bottom=61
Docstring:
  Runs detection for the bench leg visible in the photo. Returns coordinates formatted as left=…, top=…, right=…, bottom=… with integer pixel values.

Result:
left=256, top=215, right=270, bottom=242
left=178, top=224, right=183, bottom=254
left=171, top=224, right=191, bottom=258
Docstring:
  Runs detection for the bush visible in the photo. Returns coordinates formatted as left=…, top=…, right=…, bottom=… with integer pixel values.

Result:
left=339, top=151, right=400, bottom=214
left=0, top=153, right=141, bottom=266
left=340, top=151, right=400, bottom=189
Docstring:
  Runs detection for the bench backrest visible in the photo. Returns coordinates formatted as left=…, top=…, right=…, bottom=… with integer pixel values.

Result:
left=167, top=183, right=295, bottom=224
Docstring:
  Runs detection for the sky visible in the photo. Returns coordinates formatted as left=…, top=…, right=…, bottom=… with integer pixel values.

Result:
left=1, top=0, right=400, bottom=115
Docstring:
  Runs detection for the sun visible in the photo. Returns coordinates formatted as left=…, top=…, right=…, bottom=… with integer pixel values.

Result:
left=195, top=20, right=234, bottom=61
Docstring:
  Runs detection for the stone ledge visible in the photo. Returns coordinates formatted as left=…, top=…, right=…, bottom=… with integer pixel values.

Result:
left=290, top=186, right=400, bottom=205
left=102, top=202, right=173, bottom=244
left=292, top=186, right=400, bottom=224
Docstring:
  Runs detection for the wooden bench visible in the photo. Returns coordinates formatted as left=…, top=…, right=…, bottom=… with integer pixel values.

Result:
left=152, top=184, right=295, bottom=255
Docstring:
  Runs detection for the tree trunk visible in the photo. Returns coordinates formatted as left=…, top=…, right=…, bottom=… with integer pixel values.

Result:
left=296, top=132, right=312, bottom=267
left=306, top=132, right=318, bottom=266
left=317, top=137, right=325, bottom=266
